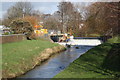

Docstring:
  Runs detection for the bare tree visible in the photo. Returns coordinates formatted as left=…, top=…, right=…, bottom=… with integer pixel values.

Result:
left=57, top=1, right=82, bottom=35
left=58, top=1, right=75, bottom=33
left=8, top=2, right=32, bottom=19
left=83, top=2, right=120, bottom=36
left=43, top=14, right=60, bottom=31
left=2, top=2, right=33, bottom=27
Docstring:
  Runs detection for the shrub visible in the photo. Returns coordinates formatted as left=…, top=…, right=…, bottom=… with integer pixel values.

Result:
left=9, top=19, right=35, bottom=39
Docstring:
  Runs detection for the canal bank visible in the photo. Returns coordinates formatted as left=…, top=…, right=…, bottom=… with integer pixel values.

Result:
left=54, top=38, right=120, bottom=78
left=2, top=40, right=66, bottom=79
left=17, top=45, right=93, bottom=79
left=12, top=37, right=102, bottom=79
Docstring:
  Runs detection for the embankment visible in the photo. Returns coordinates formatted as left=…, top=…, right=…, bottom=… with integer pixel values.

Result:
left=54, top=36, right=120, bottom=78
left=2, top=40, right=66, bottom=79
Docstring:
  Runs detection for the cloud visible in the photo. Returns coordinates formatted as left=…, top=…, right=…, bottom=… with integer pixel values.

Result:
left=35, top=6, right=50, bottom=13
left=33, top=2, right=58, bottom=14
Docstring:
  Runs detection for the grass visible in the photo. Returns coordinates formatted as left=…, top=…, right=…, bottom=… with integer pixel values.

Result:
left=2, top=40, right=59, bottom=77
left=107, top=36, right=120, bottom=43
left=54, top=36, right=120, bottom=78
left=89, top=34, right=101, bottom=37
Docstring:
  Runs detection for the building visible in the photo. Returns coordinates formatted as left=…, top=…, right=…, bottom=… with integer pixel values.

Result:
left=0, top=25, right=10, bottom=35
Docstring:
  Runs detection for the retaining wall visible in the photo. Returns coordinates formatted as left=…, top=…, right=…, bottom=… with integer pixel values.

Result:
left=0, top=34, right=26, bottom=44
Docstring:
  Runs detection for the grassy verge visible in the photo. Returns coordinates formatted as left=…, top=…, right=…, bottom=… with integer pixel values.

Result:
left=2, top=40, right=65, bottom=78
left=54, top=37, right=120, bottom=78
left=107, top=36, right=120, bottom=43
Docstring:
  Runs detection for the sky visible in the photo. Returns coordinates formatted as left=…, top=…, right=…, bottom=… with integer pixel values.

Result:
left=0, top=0, right=119, bottom=19
left=0, top=2, right=59, bottom=19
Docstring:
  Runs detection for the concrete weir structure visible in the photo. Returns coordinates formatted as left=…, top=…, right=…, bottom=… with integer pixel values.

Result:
left=58, top=38, right=102, bottom=46
left=54, top=37, right=102, bottom=46
left=50, top=34, right=102, bottom=46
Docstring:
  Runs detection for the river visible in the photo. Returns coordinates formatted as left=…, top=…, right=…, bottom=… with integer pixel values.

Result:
left=17, top=45, right=93, bottom=79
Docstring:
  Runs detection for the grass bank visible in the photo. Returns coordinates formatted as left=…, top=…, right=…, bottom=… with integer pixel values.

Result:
left=54, top=36, right=120, bottom=78
left=2, top=40, right=66, bottom=78
left=107, top=36, right=120, bottom=43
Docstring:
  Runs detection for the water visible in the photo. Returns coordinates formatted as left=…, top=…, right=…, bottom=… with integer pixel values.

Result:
left=19, top=45, right=93, bottom=79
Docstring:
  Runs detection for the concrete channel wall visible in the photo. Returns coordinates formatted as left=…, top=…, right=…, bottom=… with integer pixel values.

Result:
left=0, top=34, right=26, bottom=44
left=50, top=35, right=112, bottom=43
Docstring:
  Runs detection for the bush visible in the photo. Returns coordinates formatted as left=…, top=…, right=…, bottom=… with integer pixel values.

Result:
left=3, top=32, right=10, bottom=35
left=9, top=19, right=35, bottom=39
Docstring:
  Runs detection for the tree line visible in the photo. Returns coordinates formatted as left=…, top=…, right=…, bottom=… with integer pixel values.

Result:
left=83, top=2, right=120, bottom=37
left=43, top=1, right=120, bottom=37
left=1, top=1, right=120, bottom=37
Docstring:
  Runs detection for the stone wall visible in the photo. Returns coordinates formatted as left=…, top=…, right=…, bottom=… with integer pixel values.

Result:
left=0, top=34, right=26, bottom=44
